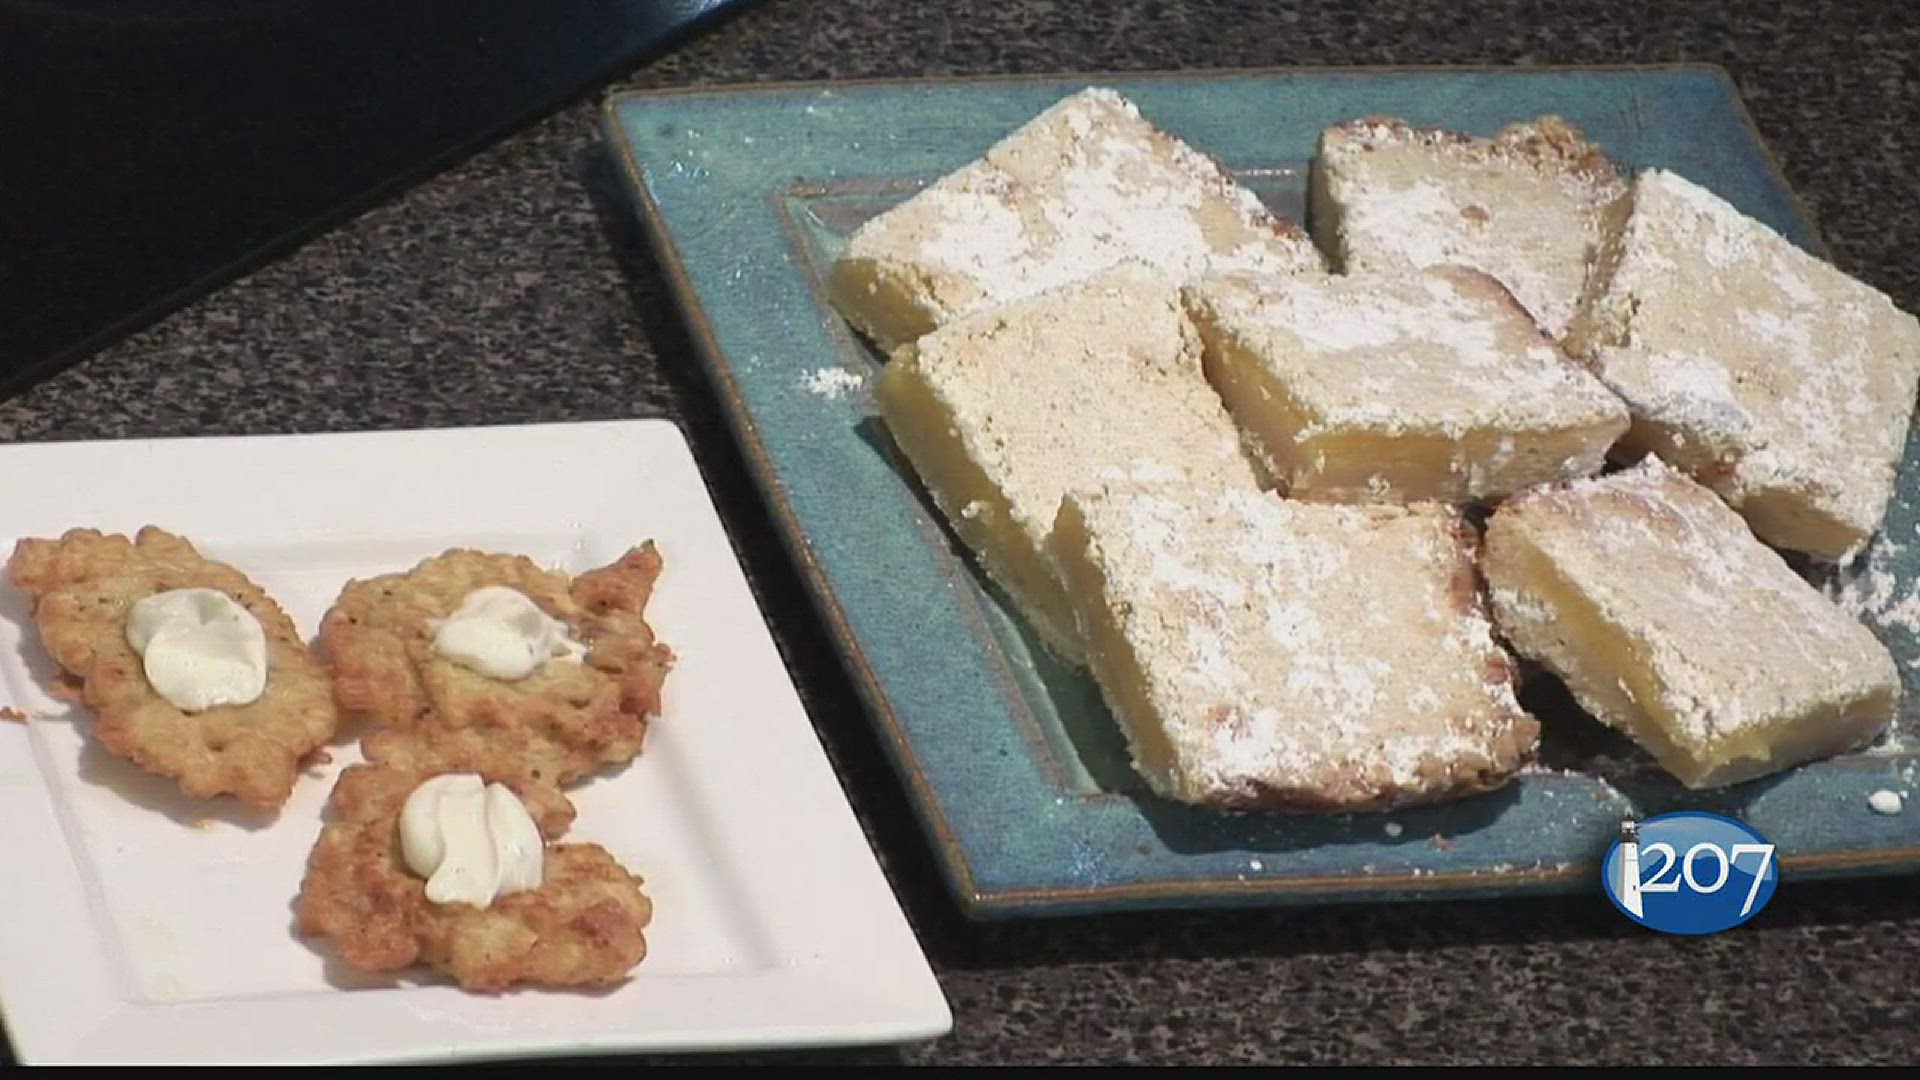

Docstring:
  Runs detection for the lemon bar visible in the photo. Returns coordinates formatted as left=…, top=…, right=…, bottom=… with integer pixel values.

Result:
left=874, top=265, right=1263, bottom=665
left=1484, top=458, right=1899, bottom=789
left=1311, top=116, right=1627, bottom=338
left=830, top=87, right=1324, bottom=353
left=1184, top=267, right=1629, bottom=503
left=1047, top=480, right=1539, bottom=810
left=1564, top=168, right=1920, bottom=561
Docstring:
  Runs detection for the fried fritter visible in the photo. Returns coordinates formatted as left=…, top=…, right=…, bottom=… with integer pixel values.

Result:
left=358, top=727, right=578, bottom=837
left=6, top=527, right=338, bottom=807
left=295, top=763, right=652, bottom=992
left=319, top=545, right=673, bottom=783
left=334, top=745, right=572, bottom=837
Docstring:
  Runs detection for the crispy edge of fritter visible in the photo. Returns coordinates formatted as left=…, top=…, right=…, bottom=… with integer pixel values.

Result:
left=317, top=544, right=674, bottom=784
left=5, top=526, right=339, bottom=807
left=294, top=763, right=651, bottom=993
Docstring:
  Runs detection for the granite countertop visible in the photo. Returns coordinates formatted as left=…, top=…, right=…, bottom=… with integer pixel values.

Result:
left=4, top=0, right=1918, bottom=1066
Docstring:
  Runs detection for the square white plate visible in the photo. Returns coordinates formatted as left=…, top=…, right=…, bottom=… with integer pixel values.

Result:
left=0, top=419, right=950, bottom=1065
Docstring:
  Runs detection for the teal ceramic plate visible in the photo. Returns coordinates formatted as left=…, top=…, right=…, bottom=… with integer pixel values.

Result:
left=603, top=67, right=1920, bottom=916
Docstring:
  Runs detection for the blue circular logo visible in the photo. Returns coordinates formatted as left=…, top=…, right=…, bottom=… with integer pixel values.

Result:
left=1601, top=811, right=1778, bottom=935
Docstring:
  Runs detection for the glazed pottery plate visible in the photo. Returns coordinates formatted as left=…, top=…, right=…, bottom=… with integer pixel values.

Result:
left=602, top=67, right=1920, bottom=916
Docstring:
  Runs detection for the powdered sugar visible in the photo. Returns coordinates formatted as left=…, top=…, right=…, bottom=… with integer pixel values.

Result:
left=840, top=87, right=1323, bottom=331
left=1649, top=168, right=1761, bottom=269
left=1187, top=267, right=1627, bottom=500
left=1069, top=483, right=1530, bottom=806
left=1195, top=269, right=1613, bottom=430
left=906, top=265, right=1261, bottom=546
left=1825, top=535, right=1920, bottom=636
left=1340, top=179, right=1461, bottom=271
left=1488, top=459, right=1900, bottom=777
left=888, top=266, right=1263, bottom=661
left=1320, top=116, right=1626, bottom=338
left=1582, top=169, right=1920, bottom=557
left=799, top=366, right=866, bottom=399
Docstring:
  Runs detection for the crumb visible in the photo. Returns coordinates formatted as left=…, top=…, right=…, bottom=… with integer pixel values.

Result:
left=303, top=748, right=335, bottom=768
left=800, top=366, right=865, bottom=399
left=0, top=705, right=26, bottom=723
left=1384, top=821, right=1404, bottom=838
left=1868, top=789, right=1904, bottom=815
left=1431, top=834, right=1454, bottom=851
left=191, top=818, right=217, bottom=832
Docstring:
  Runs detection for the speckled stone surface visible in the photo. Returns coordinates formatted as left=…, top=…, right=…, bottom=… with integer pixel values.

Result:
left=5, top=0, right=1920, bottom=1066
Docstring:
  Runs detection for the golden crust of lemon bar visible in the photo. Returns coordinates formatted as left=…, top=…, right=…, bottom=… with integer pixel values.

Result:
left=1563, top=168, right=1920, bottom=561
left=1311, top=115, right=1626, bottom=338
left=1484, top=458, right=1900, bottom=788
left=875, top=263, right=1265, bottom=665
left=295, top=763, right=650, bottom=993
left=830, top=87, right=1323, bottom=352
left=318, top=544, right=674, bottom=786
left=1184, top=266, right=1628, bottom=503
left=5, top=527, right=338, bottom=808
left=1047, top=480, right=1538, bottom=810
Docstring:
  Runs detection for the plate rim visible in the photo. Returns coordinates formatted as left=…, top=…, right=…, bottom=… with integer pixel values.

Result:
left=601, top=60, right=1822, bottom=252
left=0, top=418, right=951, bottom=1064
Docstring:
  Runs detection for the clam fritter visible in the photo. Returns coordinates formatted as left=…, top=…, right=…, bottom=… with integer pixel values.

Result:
left=295, top=763, right=651, bottom=992
left=6, top=527, right=338, bottom=807
left=319, top=545, right=673, bottom=782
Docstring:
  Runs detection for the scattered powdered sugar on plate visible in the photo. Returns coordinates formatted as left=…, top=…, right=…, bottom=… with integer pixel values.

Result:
left=1857, top=721, right=1913, bottom=757
left=1818, top=531, right=1918, bottom=755
left=1825, top=535, right=1920, bottom=636
left=800, top=366, right=866, bottom=399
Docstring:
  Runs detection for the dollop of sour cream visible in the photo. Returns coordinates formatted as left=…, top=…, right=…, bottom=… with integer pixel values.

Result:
left=430, top=586, right=585, bottom=681
left=399, top=773, right=545, bottom=907
left=124, top=588, right=269, bottom=712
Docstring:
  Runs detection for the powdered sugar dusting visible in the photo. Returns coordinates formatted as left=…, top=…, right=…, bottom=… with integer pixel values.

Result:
left=843, top=87, right=1323, bottom=327
left=1320, top=116, right=1626, bottom=337
left=1071, top=482, right=1531, bottom=806
left=1490, top=459, right=1900, bottom=762
left=900, top=266, right=1261, bottom=639
left=1581, top=169, right=1920, bottom=556
left=1826, top=534, right=1920, bottom=637
left=1194, top=268, right=1620, bottom=437
left=1187, top=267, right=1626, bottom=500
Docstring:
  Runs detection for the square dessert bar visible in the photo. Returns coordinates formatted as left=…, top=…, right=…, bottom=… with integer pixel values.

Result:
left=1184, top=267, right=1629, bottom=503
left=874, top=264, right=1263, bottom=665
left=1311, top=116, right=1627, bottom=339
left=1564, top=168, right=1920, bottom=561
left=830, top=87, right=1323, bottom=353
left=1047, top=480, right=1539, bottom=810
left=1484, top=458, right=1900, bottom=789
